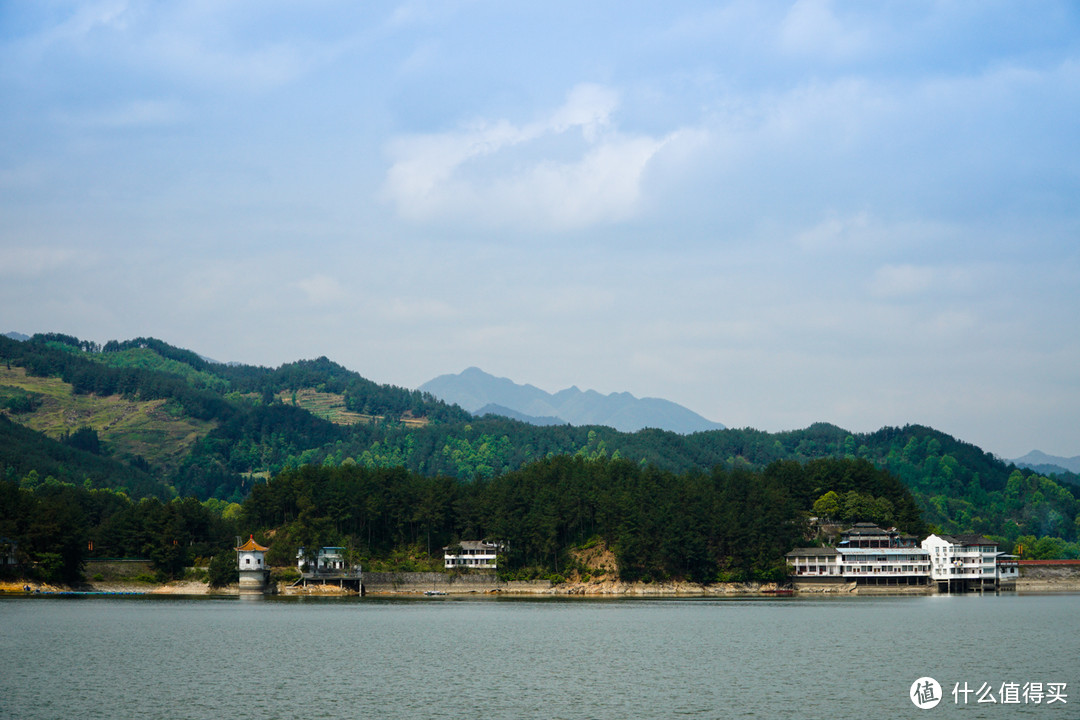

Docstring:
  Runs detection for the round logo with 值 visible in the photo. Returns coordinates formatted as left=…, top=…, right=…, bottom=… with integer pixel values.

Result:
left=910, top=677, right=942, bottom=709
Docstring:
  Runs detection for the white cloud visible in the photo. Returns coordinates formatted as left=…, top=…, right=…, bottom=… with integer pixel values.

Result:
left=57, top=98, right=186, bottom=128
left=868, top=262, right=990, bottom=300
left=382, top=298, right=457, bottom=322
left=779, top=0, right=870, bottom=60
left=870, top=264, right=937, bottom=298
left=383, top=83, right=678, bottom=231
left=295, top=274, right=348, bottom=306
left=5, top=1, right=343, bottom=92
left=0, top=246, right=79, bottom=276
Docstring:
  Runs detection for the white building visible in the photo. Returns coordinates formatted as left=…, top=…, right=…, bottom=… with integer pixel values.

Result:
left=997, top=554, right=1019, bottom=586
left=789, top=527, right=1011, bottom=591
left=922, top=534, right=1001, bottom=591
left=836, top=547, right=932, bottom=586
left=236, top=535, right=270, bottom=592
left=787, top=547, right=842, bottom=580
left=293, top=546, right=362, bottom=592
left=297, top=547, right=349, bottom=575
left=444, top=540, right=501, bottom=570
left=788, top=523, right=931, bottom=587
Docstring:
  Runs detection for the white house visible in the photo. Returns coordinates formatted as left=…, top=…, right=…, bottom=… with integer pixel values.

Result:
left=297, top=547, right=349, bottom=575
left=444, top=540, right=501, bottom=570
left=922, top=534, right=1001, bottom=591
left=293, top=546, right=362, bottom=592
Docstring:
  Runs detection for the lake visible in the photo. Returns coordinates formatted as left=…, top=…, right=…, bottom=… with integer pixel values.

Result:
left=1, top=592, right=1076, bottom=719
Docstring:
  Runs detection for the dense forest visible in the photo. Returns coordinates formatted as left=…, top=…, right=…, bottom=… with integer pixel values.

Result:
left=2, top=456, right=926, bottom=586
left=2, top=332, right=1079, bottom=586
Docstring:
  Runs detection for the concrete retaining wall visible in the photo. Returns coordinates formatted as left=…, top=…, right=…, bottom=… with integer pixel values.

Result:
left=1017, top=563, right=1080, bottom=591
left=362, top=571, right=551, bottom=594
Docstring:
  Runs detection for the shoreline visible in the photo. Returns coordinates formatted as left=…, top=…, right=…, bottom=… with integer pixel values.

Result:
left=5, top=575, right=1080, bottom=597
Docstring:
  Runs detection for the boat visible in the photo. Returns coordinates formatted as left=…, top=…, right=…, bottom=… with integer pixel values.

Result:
left=424, top=590, right=447, bottom=596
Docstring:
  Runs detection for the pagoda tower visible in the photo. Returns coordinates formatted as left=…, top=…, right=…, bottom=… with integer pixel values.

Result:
left=236, top=535, right=270, bottom=593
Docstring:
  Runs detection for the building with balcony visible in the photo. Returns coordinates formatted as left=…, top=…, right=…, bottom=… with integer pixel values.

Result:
left=786, top=547, right=842, bottom=581
left=444, top=540, right=501, bottom=570
left=788, top=524, right=932, bottom=587
left=294, top=546, right=362, bottom=592
left=922, top=534, right=1002, bottom=592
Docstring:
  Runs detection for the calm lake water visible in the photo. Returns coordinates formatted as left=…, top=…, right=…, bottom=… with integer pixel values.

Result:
left=1, top=592, right=1077, bottom=719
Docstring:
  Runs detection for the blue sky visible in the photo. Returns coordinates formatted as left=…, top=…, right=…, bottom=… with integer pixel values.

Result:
left=2, top=1, right=1078, bottom=458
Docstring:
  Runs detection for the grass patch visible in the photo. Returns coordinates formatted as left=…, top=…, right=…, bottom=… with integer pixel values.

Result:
left=279, top=388, right=430, bottom=428
left=0, top=365, right=216, bottom=473
left=89, top=348, right=230, bottom=393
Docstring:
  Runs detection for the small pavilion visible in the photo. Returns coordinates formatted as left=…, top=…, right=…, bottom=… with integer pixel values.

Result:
left=236, top=535, right=270, bottom=593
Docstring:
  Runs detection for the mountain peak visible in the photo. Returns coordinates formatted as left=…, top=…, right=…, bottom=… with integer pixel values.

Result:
left=1012, top=450, right=1080, bottom=474
left=420, top=369, right=724, bottom=434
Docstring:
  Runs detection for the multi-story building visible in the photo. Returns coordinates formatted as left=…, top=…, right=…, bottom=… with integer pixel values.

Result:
left=788, top=523, right=931, bottom=588
left=786, top=547, right=842, bottom=581
left=922, top=534, right=1002, bottom=592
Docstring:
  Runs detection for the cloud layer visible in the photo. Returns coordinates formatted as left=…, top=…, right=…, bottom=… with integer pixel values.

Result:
left=2, top=1, right=1079, bottom=457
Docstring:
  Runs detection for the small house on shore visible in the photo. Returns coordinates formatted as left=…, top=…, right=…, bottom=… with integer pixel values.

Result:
left=297, top=547, right=349, bottom=574
left=294, top=546, right=362, bottom=592
left=444, top=540, right=501, bottom=570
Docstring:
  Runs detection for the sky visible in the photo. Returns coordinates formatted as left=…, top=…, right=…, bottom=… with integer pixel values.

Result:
left=1, top=1, right=1078, bottom=460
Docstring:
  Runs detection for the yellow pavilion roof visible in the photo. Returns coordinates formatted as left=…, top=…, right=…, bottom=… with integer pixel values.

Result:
left=236, top=535, right=269, bottom=552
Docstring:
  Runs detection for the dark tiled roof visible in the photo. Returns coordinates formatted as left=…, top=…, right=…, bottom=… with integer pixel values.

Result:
left=842, top=523, right=889, bottom=536
left=940, top=534, right=996, bottom=547
left=785, top=547, right=839, bottom=557
left=444, top=540, right=500, bottom=552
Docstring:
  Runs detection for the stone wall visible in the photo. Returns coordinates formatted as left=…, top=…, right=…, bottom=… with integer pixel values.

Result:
left=362, top=571, right=551, bottom=594
left=1017, top=563, right=1080, bottom=591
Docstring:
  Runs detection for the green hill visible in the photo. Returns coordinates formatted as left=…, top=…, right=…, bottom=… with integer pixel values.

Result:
left=2, top=332, right=1077, bottom=557
left=0, top=414, right=171, bottom=499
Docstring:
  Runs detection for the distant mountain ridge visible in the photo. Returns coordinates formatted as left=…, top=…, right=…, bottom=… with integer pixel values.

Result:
left=1012, top=450, right=1080, bottom=475
left=474, top=403, right=565, bottom=426
left=420, top=367, right=725, bottom=434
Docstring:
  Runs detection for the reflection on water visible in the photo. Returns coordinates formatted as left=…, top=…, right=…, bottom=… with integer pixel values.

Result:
left=1, top=593, right=1076, bottom=719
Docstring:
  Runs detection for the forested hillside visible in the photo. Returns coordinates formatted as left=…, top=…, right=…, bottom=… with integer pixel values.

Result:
left=1, top=455, right=921, bottom=586
left=2, top=332, right=1078, bottom=571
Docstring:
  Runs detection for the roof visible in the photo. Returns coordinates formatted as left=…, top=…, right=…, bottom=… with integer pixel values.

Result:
left=236, top=535, right=269, bottom=552
left=444, top=540, right=500, bottom=552
left=785, top=547, right=839, bottom=557
left=938, top=534, right=997, bottom=547
left=838, top=547, right=929, bottom=556
left=843, top=523, right=890, bottom=536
